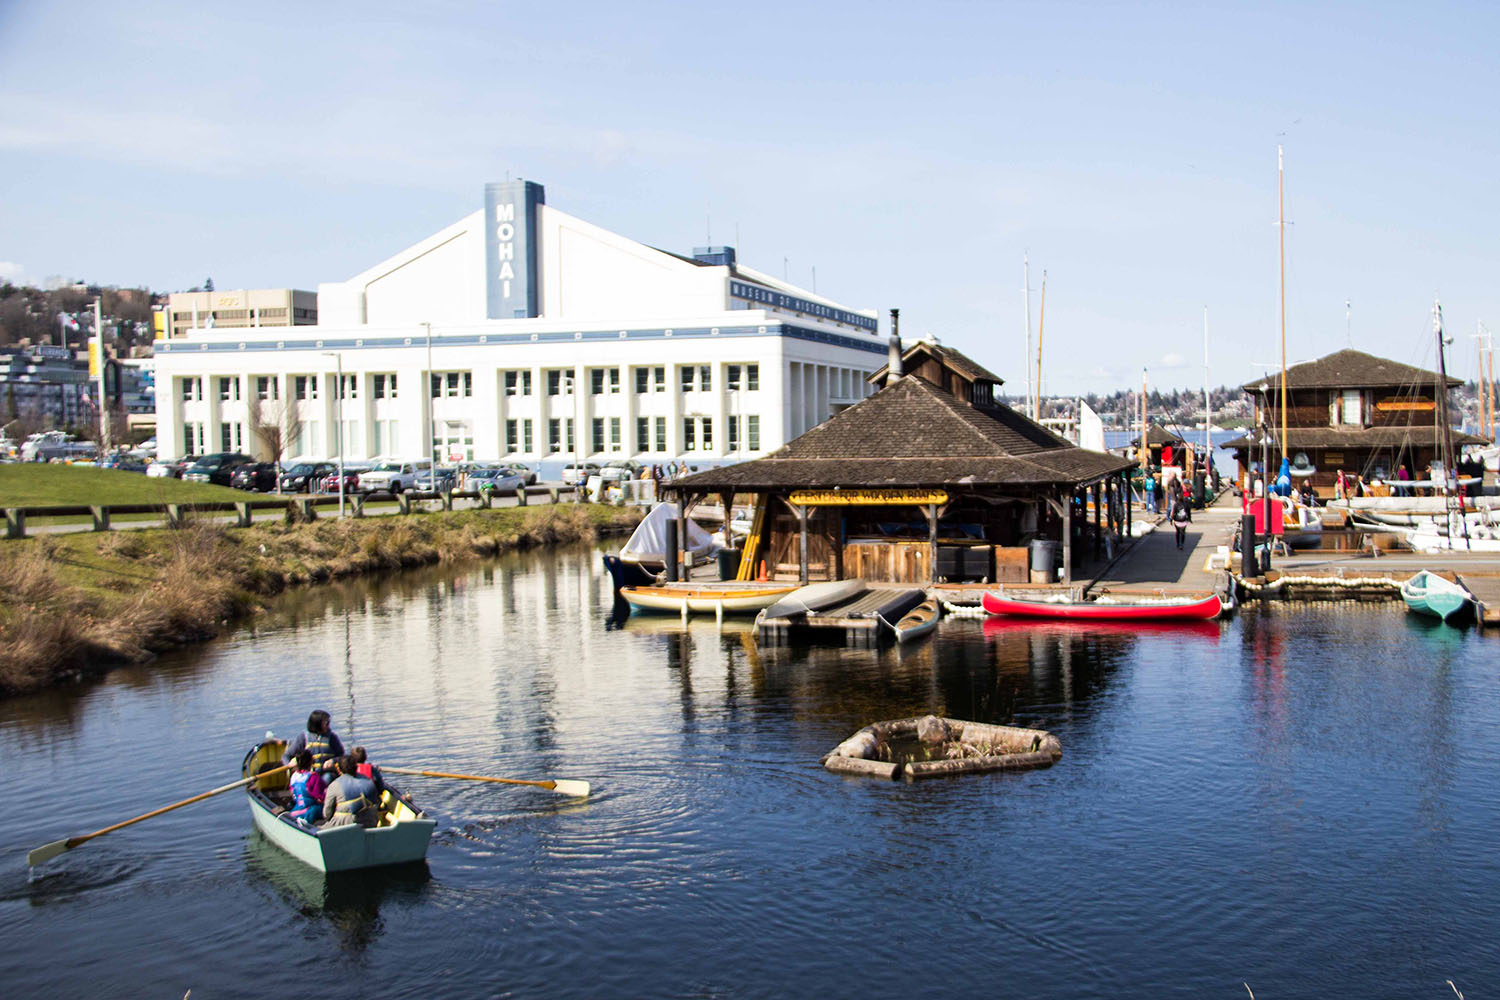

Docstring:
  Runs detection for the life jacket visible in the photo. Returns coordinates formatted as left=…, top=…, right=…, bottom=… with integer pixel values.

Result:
left=356, top=763, right=374, bottom=779
left=289, top=770, right=321, bottom=815
left=305, top=730, right=334, bottom=768
left=334, top=775, right=379, bottom=824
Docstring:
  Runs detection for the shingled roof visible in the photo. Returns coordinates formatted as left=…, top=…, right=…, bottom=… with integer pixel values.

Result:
left=1221, top=426, right=1488, bottom=450
left=1130, top=424, right=1187, bottom=448
left=1242, top=349, right=1460, bottom=392
left=867, top=340, right=1005, bottom=387
left=670, top=374, right=1131, bottom=492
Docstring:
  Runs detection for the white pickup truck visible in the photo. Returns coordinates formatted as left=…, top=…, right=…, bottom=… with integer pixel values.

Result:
left=358, top=459, right=431, bottom=494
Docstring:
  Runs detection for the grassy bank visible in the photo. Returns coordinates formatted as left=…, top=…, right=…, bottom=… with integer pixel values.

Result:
left=0, top=464, right=249, bottom=506
left=0, top=503, right=642, bottom=695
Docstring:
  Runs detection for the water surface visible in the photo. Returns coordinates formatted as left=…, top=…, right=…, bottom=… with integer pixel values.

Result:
left=1, top=544, right=1495, bottom=997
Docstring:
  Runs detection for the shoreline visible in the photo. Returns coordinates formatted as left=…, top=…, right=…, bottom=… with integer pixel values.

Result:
left=0, top=502, right=643, bottom=696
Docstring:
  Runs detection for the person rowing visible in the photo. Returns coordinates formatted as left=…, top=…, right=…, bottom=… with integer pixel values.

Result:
left=323, top=755, right=381, bottom=828
left=281, top=710, right=345, bottom=776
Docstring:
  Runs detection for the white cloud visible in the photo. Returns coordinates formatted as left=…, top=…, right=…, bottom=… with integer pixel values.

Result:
left=1158, top=351, right=1188, bottom=367
left=0, top=261, right=25, bottom=284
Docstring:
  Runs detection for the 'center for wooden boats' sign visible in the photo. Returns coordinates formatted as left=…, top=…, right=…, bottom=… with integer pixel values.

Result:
left=789, top=489, right=948, bottom=506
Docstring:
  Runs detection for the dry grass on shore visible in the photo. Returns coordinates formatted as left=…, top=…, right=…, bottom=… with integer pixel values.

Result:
left=0, top=503, right=640, bottom=694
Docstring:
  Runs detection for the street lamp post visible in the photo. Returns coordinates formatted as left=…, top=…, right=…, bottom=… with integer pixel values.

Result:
left=323, top=352, right=345, bottom=518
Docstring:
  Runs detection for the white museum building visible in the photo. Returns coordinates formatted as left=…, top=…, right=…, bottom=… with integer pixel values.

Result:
left=152, top=180, right=888, bottom=469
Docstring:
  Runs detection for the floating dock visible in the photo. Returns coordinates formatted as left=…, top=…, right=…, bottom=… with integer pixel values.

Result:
left=755, top=586, right=925, bottom=646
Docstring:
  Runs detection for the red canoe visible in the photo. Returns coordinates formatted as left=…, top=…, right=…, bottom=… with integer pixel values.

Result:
left=981, top=590, right=1224, bottom=622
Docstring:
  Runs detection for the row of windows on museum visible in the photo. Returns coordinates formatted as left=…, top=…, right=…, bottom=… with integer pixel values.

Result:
left=179, top=364, right=763, bottom=403
left=507, top=414, right=761, bottom=454
left=183, top=412, right=762, bottom=460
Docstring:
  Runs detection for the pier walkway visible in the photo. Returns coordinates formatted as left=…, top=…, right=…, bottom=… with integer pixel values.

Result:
left=1086, top=492, right=1241, bottom=595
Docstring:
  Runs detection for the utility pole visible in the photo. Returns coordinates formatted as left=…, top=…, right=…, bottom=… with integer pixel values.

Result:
left=422, top=321, right=435, bottom=472
left=93, top=298, right=108, bottom=452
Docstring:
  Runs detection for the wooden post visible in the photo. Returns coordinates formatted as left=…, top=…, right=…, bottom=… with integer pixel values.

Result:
left=5, top=508, right=25, bottom=539
left=1125, top=472, right=1132, bottom=538
left=548, top=487, right=559, bottom=503
left=1092, top=483, right=1101, bottom=558
left=351, top=494, right=365, bottom=518
left=91, top=505, right=110, bottom=532
left=797, top=504, right=810, bottom=585
left=235, top=502, right=252, bottom=528
left=166, top=503, right=185, bottom=528
left=926, top=503, right=939, bottom=583
left=516, top=487, right=527, bottom=507
left=297, top=498, right=317, bottom=521
left=1061, top=489, right=1073, bottom=587
left=397, top=493, right=412, bottom=515
left=440, top=488, right=453, bottom=511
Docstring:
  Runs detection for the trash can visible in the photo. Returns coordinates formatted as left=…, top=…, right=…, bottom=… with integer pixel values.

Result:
left=717, top=549, right=741, bottom=581
left=1028, top=539, right=1058, bottom=584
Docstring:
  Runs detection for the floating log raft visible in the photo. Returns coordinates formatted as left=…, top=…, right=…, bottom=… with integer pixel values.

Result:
left=822, top=715, right=1062, bottom=781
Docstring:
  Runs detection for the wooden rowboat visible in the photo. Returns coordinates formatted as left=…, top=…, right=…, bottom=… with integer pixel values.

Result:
left=242, top=739, right=436, bottom=873
left=892, top=596, right=941, bottom=643
left=981, top=590, right=1223, bottom=622
left=621, top=583, right=798, bottom=616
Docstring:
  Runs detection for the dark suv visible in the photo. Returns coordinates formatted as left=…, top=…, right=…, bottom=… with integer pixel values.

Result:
left=230, top=462, right=279, bottom=491
left=181, top=452, right=254, bottom=486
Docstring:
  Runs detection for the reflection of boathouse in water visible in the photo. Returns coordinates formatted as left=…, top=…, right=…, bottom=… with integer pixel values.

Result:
left=1223, top=348, right=1487, bottom=491
left=667, top=339, right=1133, bottom=587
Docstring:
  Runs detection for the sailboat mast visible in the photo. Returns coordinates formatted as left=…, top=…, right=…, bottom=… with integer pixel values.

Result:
left=1278, top=144, right=1288, bottom=464
left=1434, top=300, right=1457, bottom=494
left=1203, top=306, right=1211, bottom=468
left=1140, top=367, right=1148, bottom=481
left=1023, top=255, right=1033, bottom=419
left=1036, top=270, right=1047, bottom=420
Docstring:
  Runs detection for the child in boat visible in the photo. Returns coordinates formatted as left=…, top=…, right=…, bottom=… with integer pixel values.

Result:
left=350, top=746, right=387, bottom=795
left=287, top=750, right=326, bottom=827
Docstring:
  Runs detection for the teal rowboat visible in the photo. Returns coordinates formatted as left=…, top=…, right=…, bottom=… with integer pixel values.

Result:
left=242, top=739, right=436, bottom=872
left=1399, top=570, right=1473, bottom=624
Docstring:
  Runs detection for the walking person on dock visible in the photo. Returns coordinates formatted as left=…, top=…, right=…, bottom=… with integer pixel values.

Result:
left=1171, top=491, right=1191, bottom=550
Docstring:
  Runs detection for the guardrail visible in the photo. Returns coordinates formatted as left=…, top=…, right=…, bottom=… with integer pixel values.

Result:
left=1, top=485, right=579, bottom=539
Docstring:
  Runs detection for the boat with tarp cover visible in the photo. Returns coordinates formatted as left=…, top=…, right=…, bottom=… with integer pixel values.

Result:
left=982, top=590, right=1224, bottom=622
left=242, top=739, right=436, bottom=872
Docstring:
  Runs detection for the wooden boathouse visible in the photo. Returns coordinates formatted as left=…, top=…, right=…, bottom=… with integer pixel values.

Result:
left=1223, top=348, right=1487, bottom=493
left=665, top=341, right=1134, bottom=587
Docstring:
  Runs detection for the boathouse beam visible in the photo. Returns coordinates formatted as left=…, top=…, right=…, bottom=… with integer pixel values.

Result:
left=926, top=503, right=939, bottom=584
left=796, top=504, right=811, bottom=585
left=1061, top=487, right=1073, bottom=587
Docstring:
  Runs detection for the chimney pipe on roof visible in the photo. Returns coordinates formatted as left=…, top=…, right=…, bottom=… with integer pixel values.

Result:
left=886, top=308, right=902, bottom=387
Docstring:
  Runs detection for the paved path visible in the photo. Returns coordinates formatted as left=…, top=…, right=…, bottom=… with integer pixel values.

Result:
left=1087, top=493, right=1241, bottom=593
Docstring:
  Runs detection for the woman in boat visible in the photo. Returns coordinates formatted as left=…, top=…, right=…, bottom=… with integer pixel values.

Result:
left=287, top=750, right=325, bottom=827
left=281, top=710, right=345, bottom=776
left=323, top=755, right=381, bottom=828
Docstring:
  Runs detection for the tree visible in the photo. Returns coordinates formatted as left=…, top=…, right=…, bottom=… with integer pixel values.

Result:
left=249, top=395, right=302, bottom=479
left=204, top=277, right=214, bottom=292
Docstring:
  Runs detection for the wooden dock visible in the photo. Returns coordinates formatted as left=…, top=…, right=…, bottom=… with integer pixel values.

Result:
left=755, top=586, right=925, bottom=646
left=1455, top=574, right=1500, bottom=628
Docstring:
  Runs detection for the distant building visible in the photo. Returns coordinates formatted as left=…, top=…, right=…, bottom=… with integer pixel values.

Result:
left=157, top=288, right=318, bottom=339
left=0, top=345, right=91, bottom=429
left=1224, top=348, right=1486, bottom=488
left=152, top=179, right=885, bottom=465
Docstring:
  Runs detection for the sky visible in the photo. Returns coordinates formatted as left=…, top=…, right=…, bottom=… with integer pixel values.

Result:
left=2, top=0, right=1498, bottom=393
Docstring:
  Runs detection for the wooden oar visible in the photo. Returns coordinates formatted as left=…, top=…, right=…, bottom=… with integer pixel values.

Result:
left=27, top=763, right=292, bottom=867
left=382, top=767, right=589, bottom=798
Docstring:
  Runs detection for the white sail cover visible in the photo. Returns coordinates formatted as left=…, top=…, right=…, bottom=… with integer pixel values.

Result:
left=620, top=503, right=718, bottom=565
left=1078, top=400, right=1106, bottom=453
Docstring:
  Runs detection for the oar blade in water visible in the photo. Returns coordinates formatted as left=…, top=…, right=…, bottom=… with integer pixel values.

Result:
left=550, top=779, right=590, bottom=798
left=27, top=839, right=71, bottom=867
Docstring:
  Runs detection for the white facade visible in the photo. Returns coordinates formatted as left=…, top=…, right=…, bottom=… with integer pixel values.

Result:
left=154, top=181, right=886, bottom=467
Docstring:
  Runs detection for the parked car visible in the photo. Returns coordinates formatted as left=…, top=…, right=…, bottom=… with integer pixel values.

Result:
left=414, top=467, right=459, bottom=492
left=146, top=457, right=188, bottom=478
left=599, top=459, right=643, bottom=483
left=358, top=459, right=431, bottom=494
left=99, top=453, right=148, bottom=473
left=560, top=461, right=601, bottom=483
left=181, top=452, right=254, bottom=486
left=230, top=462, right=279, bottom=492
left=503, top=463, right=538, bottom=485
left=467, top=467, right=528, bottom=494
left=320, top=464, right=369, bottom=494
left=278, top=461, right=337, bottom=493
